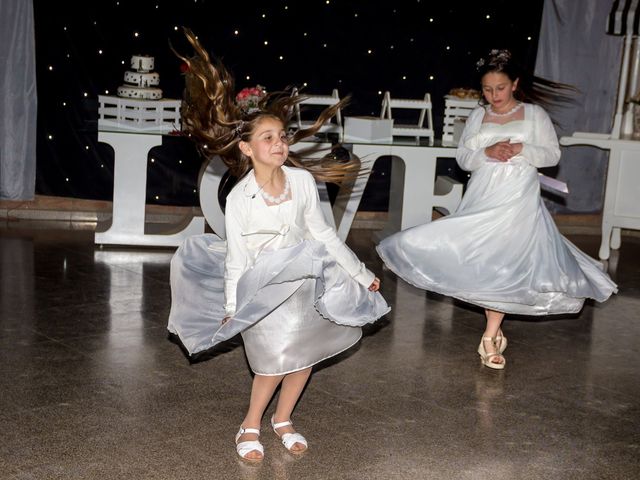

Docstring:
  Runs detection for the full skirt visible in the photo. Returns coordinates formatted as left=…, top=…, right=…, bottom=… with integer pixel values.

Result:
left=376, top=162, right=617, bottom=315
left=168, top=235, right=390, bottom=374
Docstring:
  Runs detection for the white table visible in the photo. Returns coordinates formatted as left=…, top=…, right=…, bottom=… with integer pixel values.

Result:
left=560, top=132, right=640, bottom=259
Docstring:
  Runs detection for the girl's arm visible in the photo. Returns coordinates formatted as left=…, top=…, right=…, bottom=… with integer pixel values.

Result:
left=301, top=171, right=375, bottom=288
left=519, top=105, right=561, bottom=168
left=456, top=107, right=491, bottom=171
left=223, top=199, right=250, bottom=316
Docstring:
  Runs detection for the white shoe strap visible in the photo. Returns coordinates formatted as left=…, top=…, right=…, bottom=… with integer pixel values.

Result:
left=281, top=432, right=308, bottom=450
left=236, top=440, right=264, bottom=458
left=239, top=427, right=260, bottom=436
left=272, top=419, right=293, bottom=430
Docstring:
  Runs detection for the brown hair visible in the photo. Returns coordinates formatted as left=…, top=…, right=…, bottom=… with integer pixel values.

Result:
left=476, top=49, right=578, bottom=111
left=173, top=28, right=361, bottom=183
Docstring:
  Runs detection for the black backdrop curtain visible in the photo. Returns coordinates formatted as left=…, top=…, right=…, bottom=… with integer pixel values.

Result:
left=33, top=0, right=544, bottom=210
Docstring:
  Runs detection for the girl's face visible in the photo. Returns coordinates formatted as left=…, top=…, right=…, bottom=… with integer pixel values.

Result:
left=481, top=71, right=519, bottom=112
left=239, top=117, right=289, bottom=171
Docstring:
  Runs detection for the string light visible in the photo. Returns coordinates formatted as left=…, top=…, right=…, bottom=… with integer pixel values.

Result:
left=39, top=2, right=544, bottom=206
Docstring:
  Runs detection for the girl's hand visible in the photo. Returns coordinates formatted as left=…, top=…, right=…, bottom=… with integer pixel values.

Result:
left=368, top=277, right=380, bottom=292
left=485, top=141, right=523, bottom=161
left=507, top=142, right=523, bottom=156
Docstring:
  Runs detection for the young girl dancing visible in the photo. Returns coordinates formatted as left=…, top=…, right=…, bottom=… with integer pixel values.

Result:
left=167, top=30, right=389, bottom=462
left=377, top=49, right=617, bottom=370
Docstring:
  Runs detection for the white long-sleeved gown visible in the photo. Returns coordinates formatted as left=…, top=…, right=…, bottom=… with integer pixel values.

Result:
left=376, top=104, right=617, bottom=315
left=168, top=166, right=390, bottom=374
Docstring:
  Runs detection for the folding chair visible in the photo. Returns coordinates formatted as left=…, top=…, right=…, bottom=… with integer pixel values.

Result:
left=290, top=88, right=343, bottom=141
left=380, top=91, right=434, bottom=145
left=441, top=95, right=478, bottom=146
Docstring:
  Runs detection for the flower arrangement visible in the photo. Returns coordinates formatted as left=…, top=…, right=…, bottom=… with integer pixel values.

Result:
left=476, top=49, right=512, bottom=71
left=235, top=85, right=267, bottom=113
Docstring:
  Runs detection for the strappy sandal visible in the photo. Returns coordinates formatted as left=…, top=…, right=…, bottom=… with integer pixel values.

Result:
left=477, top=336, right=506, bottom=370
left=235, top=426, right=264, bottom=463
left=496, top=331, right=508, bottom=354
left=271, top=415, right=308, bottom=454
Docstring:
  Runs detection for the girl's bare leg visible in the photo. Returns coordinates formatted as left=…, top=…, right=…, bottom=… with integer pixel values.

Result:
left=272, top=367, right=312, bottom=452
left=483, top=309, right=505, bottom=365
left=237, top=374, right=284, bottom=459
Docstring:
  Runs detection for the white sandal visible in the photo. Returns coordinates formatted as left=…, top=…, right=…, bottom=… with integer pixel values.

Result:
left=478, top=336, right=506, bottom=370
left=271, top=415, right=308, bottom=454
left=235, top=426, right=264, bottom=462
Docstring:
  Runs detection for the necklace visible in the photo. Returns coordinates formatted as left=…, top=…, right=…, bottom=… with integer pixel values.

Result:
left=260, top=175, right=290, bottom=204
left=487, top=101, right=522, bottom=117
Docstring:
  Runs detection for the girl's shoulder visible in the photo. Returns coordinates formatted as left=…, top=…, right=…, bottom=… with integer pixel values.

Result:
left=524, top=102, right=547, bottom=114
left=283, top=165, right=314, bottom=184
left=227, top=172, right=253, bottom=202
left=523, top=103, right=552, bottom=122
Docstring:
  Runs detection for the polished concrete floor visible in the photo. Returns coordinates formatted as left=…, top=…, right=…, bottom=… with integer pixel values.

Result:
left=1, top=225, right=639, bottom=480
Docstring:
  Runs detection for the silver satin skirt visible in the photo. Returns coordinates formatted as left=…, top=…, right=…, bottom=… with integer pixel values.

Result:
left=377, top=161, right=617, bottom=315
left=167, top=235, right=390, bottom=374
left=241, top=279, right=362, bottom=375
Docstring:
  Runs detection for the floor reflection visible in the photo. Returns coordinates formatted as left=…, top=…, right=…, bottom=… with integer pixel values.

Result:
left=0, top=228, right=638, bottom=479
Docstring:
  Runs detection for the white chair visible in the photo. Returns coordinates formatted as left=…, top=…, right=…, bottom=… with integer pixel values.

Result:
left=441, top=95, right=478, bottom=146
left=290, top=88, right=343, bottom=141
left=380, top=91, right=434, bottom=145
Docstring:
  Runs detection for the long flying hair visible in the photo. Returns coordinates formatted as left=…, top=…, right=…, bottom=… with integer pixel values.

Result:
left=475, top=49, right=578, bottom=111
left=172, top=28, right=361, bottom=183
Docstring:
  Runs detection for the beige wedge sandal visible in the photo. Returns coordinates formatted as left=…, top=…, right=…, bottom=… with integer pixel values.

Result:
left=478, top=336, right=506, bottom=370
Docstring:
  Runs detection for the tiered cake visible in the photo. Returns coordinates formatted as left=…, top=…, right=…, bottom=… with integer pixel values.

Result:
left=117, top=55, right=163, bottom=100
left=98, top=55, right=181, bottom=132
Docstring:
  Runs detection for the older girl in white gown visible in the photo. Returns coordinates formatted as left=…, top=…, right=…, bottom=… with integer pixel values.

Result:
left=377, top=49, right=617, bottom=370
left=167, top=30, right=389, bottom=462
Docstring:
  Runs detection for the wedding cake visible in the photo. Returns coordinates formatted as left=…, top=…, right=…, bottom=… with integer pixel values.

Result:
left=117, top=55, right=163, bottom=100
left=98, top=54, right=181, bottom=132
